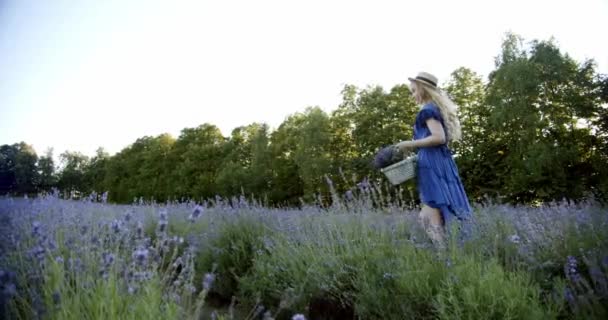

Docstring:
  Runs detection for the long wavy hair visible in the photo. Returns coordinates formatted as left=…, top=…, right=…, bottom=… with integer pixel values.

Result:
left=414, top=82, right=462, bottom=142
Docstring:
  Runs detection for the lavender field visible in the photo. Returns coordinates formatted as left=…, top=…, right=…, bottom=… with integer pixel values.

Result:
left=0, top=190, right=607, bottom=320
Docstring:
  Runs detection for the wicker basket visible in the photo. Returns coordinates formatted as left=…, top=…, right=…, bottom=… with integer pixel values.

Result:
left=380, top=154, right=418, bottom=185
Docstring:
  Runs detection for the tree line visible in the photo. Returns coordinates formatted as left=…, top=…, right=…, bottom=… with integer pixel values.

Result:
left=2, top=33, right=607, bottom=206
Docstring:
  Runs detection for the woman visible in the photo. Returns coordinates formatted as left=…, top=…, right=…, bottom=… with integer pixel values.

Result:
left=396, top=72, right=472, bottom=248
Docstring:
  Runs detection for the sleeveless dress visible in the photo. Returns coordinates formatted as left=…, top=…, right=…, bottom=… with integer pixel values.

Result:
left=413, top=102, right=472, bottom=229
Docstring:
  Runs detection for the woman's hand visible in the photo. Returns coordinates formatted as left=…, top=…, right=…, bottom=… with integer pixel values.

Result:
left=395, top=140, right=415, bottom=153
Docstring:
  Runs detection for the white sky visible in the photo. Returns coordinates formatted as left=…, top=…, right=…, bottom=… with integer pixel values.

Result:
left=1, top=0, right=607, bottom=161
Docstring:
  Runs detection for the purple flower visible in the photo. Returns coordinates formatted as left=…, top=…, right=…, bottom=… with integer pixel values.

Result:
left=203, top=273, right=215, bottom=291
left=32, top=221, right=42, bottom=236
left=67, top=258, right=83, bottom=273
left=136, top=221, right=144, bottom=238
left=102, top=252, right=115, bottom=266
left=111, top=219, right=121, bottom=233
left=159, top=209, right=168, bottom=222
left=158, top=218, right=168, bottom=233
left=373, top=145, right=402, bottom=169
left=564, top=256, right=579, bottom=280
left=133, top=247, right=149, bottom=265
left=189, top=205, right=203, bottom=222
left=344, top=190, right=354, bottom=201
left=508, top=234, right=520, bottom=244
left=292, top=314, right=306, bottom=320
left=31, top=245, right=46, bottom=262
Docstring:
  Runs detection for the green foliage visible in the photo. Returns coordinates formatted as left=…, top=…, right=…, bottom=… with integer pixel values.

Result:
left=194, top=214, right=273, bottom=300
left=353, top=240, right=447, bottom=320
left=37, top=148, right=57, bottom=192
left=434, top=257, right=557, bottom=320
left=40, top=260, right=181, bottom=320
left=293, top=107, right=333, bottom=200
left=480, top=34, right=606, bottom=203
left=57, top=150, right=90, bottom=195
left=0, top=143, right=40, bottom=194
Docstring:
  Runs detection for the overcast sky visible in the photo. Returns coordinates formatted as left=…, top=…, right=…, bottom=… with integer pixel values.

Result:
left=1, top=0, right=607, bottom=160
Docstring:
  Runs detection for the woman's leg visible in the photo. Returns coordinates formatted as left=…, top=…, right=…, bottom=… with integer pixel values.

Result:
left=419, top=205, right=445, bottom=249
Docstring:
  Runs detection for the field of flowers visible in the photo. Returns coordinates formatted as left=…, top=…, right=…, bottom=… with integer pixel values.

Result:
left=0, top=188, right=607, bottom=320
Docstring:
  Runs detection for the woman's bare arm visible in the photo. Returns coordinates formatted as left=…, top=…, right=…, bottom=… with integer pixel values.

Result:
left=396, top=118, right=446, bottom=151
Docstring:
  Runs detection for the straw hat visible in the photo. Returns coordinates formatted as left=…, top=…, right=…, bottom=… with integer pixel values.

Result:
left=408, top=71, right=439, bottom=89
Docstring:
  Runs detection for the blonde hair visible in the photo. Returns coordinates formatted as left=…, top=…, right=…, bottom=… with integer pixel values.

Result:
left=416, top=83, right=462, bottom=142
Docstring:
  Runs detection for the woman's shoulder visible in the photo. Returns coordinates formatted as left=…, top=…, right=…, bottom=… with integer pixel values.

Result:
left=416, top=102, right=442, bottom=121
left=422, top=102, right=439, bottom=111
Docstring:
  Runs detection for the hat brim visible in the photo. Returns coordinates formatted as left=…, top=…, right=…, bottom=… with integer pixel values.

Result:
left=408, top=77, right=438, bottom=89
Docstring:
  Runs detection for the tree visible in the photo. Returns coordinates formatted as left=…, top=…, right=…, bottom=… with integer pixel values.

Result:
left=169, top=124, right=227, bottom=200
left=484, top=33, right=605, bottom=203
left=293, top=106, right=333, bottom=200
left=57, top=151, right=90, bottom=195
left=38, top=148, right=57, bottom=192
left=269, top=113, right=306, bottom=205
left=0, top=144, right=18, bottom=194
left=85, top=147, right=110, bottom=195
left=13, top=142, right=39, bottom=194
left=443, top=67, right=493, bottom=201
left=216, top=123, right=271, bottom=198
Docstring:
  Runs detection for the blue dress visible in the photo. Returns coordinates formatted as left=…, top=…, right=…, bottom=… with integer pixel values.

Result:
left=413, top=102, right=472, bottom=229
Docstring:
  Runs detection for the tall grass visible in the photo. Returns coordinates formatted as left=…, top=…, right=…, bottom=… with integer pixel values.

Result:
left=0, top=189, right=606, bottom=319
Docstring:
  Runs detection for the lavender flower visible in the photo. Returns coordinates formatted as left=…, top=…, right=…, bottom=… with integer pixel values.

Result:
left=67, top=258, right=83, bottom=273
left=159, top=209, right=168, bottom=222
left=189, top=205, right=203, bottom=222
left=292, top=314, right=306, bottom=320
left=30, top=245, right=46, bottom=262
left=203, top=273, right=215, bottom=291
left=32, top=221, right=42, bottom=236
left=111, top=219, right=121, bottom=233
left=158, top=210, right=168, bottom=233
left=564, top=255, right=580, bottom=281
left=373, top=145, right=402, bottom=169
left=508, top=234, right=521, bottom=244
left=133, top=247, right=149, bottom=266
left=136, top=221, right=144, bottom=238
left=102, top=252, right=115, bottom=266
left=344, top=190, right=354, bottom=201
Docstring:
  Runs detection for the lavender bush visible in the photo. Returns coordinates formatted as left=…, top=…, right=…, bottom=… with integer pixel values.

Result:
left=0, top=188, right=606, bottom=319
